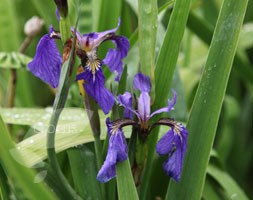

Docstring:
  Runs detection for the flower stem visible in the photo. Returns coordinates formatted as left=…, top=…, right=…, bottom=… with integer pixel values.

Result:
left=46, top=22, right=81, bottom=199
left=47, top=110, right=82, bottom=200
left=83, top=94, right=105, bottom=199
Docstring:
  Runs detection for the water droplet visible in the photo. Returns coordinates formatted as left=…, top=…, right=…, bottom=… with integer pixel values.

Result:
left=13, top=114, right=20, bottom=119
left=144, top=5, right=152, bottom=14
left=29, top=139, right=34, bottom=144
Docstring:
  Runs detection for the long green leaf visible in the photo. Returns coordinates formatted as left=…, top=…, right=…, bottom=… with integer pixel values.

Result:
left=166, top=0, right=249, bottom=199
left=0, top=107, right=132, bottom=167
left=116, top=159, right=139, bottom=200
left=67, top=146, right=102, bottom=200
left=0, top=115, right=57, bottom=200
left=138, top=0, right=157, bottom=77
left=140, top=0, right=192, bottom=198
left=207, top=165, right=249, bottom=200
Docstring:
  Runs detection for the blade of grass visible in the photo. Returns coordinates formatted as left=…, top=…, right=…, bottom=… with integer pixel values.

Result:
left=166, top=0, right=249, bottom=199
left=0, top=115, right=57, bottom=200
left=139, top=0, right=192, bottom=198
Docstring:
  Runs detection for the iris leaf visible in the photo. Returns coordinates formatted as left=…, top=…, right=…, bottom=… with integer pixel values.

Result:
left=166, top=0, right=249, bottom=199
left=140, top=0, right=192, bottom=198
left=138, top=0, right=157, bottom=77
left=0, top=115, right=57, bottom=200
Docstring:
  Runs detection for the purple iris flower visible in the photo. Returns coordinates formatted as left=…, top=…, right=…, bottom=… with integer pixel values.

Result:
left=97, top=73, right=188, bottom=183
left=28, top=25, right=62, bottom=88
left=28, top=20, right=130, bottom=114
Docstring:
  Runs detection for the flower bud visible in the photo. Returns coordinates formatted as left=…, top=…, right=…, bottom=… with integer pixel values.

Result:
left=54, top=0, right=68, bottom=17
left=24, top=16, right=44, bottom=37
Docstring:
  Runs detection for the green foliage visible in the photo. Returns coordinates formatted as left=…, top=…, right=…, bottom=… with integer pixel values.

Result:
left=0, top=0, right=253, bottom=199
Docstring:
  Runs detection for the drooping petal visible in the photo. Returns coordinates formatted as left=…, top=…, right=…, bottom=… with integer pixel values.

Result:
left=28, top=25, right=62, bottom=88
left=133, top=73, right=151, bottom=93
left=156, top=123, right=188, bottom=182
left=76, top=69, right=114, bottom=114
left=118, top=92, right=134, bottom=119
left=163, top=141, right=183, bottom=182
left=97, top=118, right=128, bottom=183
left=156, top=129, right=175, bottom=155
left=150, top=90, right=177, bottom=118
left=103, top=36, right=130, bottom=81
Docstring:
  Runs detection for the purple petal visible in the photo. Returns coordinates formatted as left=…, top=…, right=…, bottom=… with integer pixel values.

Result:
left=76, top=69, right=114, bottom=114
left=97, top=118, right=128, bottom=183
left=157, top=124, right=188, bottom=182
left=133, top=73, right=151, bottom=93
left=163, top=144, right=183, bottom=182
left=55, top=8, right=60, bottom=21
left=103, top=36, right=130, bottom=81
left=150, top=90, right=177, bottom=118
left=73, top=19, right=121, bottom=51
left=28, top=26, right=62, bottom=88
left=137, top=92, right=151, bottom=123
left=156, top=129, right=176, bottom=155
left=92, top=18, right=121, bottom=47
left=118, top=92, right=134, bottom=119
left=71, top=27, right=86, bottom=47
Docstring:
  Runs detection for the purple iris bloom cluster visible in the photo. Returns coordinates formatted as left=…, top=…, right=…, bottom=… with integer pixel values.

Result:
left=97, top=73, right=188, bottom=183
left=28, top=20, right=129, bottom=114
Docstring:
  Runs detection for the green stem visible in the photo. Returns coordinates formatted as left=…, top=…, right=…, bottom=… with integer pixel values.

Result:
left=83, top=95, right=105, bottom=198
left=47, top=112, right=81, bottom=200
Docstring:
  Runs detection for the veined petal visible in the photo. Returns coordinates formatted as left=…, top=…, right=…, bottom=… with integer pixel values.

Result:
left=73, top=19, right=121, bottom=51
left=103, top=36, right=130, bottom=81
left=155, top=121, right=188, bottom=182
left=163, top=142, right=183, bottom=182
left=156, top=129, right=175, bottom=155
left=150, top=90, right=177, bottom=118
left=118, top=92, right=133, bottom=119
left=133, top=73, right=151, bottom=93
left=92, top=18, right=121, bottom=47
left=28, top=25, right=62, bottom=88
left=138, top=92, right=151, bottom=123
left=97, top=118, right=128, bottom=183
left=76, top=69, right=114, bottom=114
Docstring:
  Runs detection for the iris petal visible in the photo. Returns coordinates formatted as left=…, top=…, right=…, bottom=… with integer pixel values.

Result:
left=156, top=129, right=175, bottom=155
left=150, top=90, right=177, bottom=118
left=76, top=69, right=114, bottom=114
left=28, top=25, right=62, bottom=88
left=133, top=73, right=151, bottom=93
left=138, top=92, right=151, bottom=122
left=118, top=92, right=134, bottom=119
left=97, top=118, right=128, bottom=183
left=103, top=36, right=130, bottom=81
left=156, top=125, right=188, bottom=182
